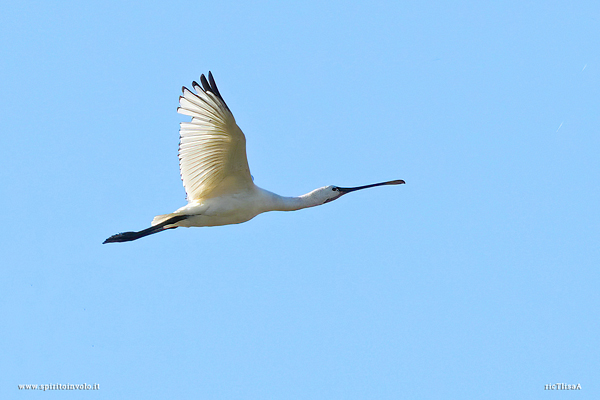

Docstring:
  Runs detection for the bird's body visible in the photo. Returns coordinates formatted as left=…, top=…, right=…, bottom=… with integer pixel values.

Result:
left=152, top=185, right=343, bottom=228
left=104, top=72, right=404, bottom=243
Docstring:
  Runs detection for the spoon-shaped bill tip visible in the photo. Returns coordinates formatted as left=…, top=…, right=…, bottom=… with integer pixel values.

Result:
left=386, top=179, right=406, bottom=185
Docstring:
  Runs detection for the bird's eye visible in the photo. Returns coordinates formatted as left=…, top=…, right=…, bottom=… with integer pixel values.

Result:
left=332, top=187, right=338, bottom=191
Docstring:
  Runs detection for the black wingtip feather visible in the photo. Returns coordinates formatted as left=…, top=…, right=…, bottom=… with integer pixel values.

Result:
left=200, top=74, right=210, bottom=92
left=208, top=72, right=222, bottom=98
left=197, top=71, right=230, bottom=111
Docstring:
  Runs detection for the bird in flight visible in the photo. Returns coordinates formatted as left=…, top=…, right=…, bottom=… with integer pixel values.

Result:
left=104, top=72, right=404, bottom=243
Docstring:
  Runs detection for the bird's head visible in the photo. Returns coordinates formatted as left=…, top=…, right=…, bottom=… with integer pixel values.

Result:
left=314, top=179, right=406, bottom=205
left=319, top=185, right=345, bottom=204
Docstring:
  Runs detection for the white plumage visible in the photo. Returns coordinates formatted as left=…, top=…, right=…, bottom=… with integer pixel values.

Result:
left=104, top=72, right=404, bottom=243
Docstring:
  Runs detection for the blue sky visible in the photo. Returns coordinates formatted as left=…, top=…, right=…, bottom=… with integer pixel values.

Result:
left=1, top=1, right=598, bottom=399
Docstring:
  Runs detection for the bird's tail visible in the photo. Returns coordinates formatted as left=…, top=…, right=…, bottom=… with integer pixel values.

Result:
left=152, top=213, right=179, bottom=226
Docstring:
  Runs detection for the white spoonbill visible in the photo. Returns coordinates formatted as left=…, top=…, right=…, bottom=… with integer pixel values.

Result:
left=104, top=72, right=404, bottom=243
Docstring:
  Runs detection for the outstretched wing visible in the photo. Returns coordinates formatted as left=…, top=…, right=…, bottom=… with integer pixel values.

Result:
left=177, top=72, right=253, bottom=201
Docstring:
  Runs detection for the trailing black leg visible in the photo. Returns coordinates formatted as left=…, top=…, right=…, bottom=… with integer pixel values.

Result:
left=103, top=215, right=189, bottom=244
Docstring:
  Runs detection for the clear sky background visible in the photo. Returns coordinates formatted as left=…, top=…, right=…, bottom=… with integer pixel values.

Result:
left=1, top=1, right=598, bottom=399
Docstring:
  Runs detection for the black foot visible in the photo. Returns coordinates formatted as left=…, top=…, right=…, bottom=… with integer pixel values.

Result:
left=103, top=215, right=189, bottom=244
left=103, top=231, right=141, bottom=244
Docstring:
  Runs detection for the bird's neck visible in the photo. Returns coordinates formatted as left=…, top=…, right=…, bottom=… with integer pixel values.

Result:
left=258, top=187, right=322, bottom=212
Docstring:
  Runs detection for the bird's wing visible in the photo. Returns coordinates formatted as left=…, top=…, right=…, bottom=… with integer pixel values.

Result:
left=177, top=72, right=253, bottom=201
